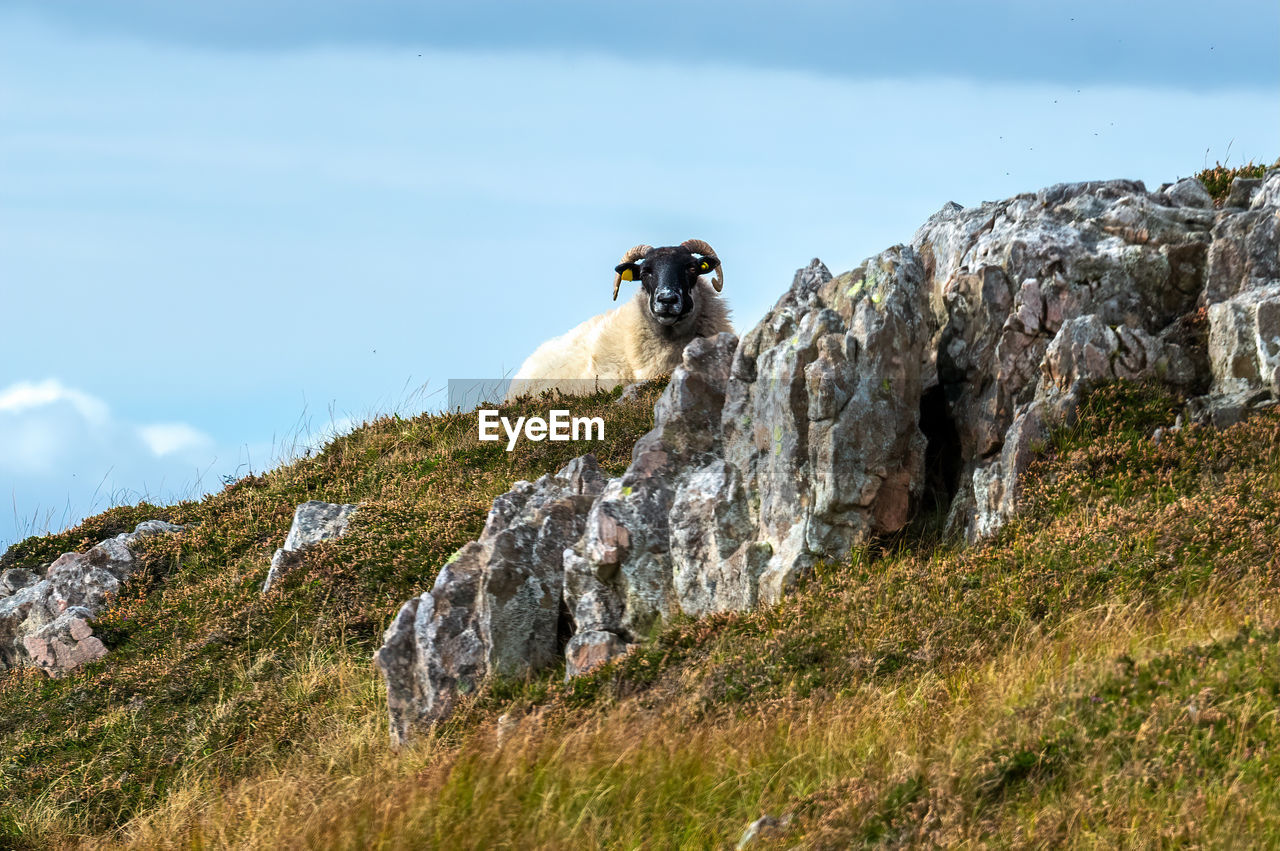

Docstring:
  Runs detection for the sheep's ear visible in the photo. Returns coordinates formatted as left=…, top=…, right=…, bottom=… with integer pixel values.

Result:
left=614, top=262, right=641, bottom=282
left=696, top=256, right=721, bottom=275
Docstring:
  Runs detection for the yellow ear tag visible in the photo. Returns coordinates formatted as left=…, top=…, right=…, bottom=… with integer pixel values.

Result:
left=621, top=269, right=635, bottom=281
left=699, top=261, right=710, bottom=272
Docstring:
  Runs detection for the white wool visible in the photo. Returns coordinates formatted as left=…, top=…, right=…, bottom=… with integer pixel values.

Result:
left=506, top=277, right=732, bottom=401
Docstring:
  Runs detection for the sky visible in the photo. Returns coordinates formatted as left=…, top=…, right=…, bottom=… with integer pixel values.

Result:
left=1, top=1, right=1277, bottom=549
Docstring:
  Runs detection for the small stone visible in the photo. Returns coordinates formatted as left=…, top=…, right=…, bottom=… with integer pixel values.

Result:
left=131, top=520, right=185, bottom=537
left=614, top=381, right=647, bottom=404
left=262, top=501, right=357, bottom=592
left=495, top=712, right=519, bottom=750
left=1162, top=177, right=1213, bottom=209
left=737, top=814, right=791, bottom=849
left=564, top=630, right=630, bottom=679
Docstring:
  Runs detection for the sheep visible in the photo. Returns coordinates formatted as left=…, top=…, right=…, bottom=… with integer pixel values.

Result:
left=505, top=239, right=733, bottom=400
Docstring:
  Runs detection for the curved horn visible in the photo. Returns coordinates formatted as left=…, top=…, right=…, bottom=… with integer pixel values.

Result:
left=612, top=243, right=652, bottom=300
left=681, top=238, right=723, bottom=292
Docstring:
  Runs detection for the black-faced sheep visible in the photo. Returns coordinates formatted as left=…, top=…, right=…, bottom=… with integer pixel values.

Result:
left=505, top=239, right=733, bottom=400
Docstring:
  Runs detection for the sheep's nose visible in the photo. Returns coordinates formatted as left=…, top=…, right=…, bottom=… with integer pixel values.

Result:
left=655, top=290, right=680, bottom=308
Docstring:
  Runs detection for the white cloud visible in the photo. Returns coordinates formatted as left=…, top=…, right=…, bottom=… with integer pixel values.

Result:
left=0, top=378, right=109, bottom=425
left=0, top=379, right=112, bottom=474
left=0, top=378, right=226, bottom=548
left=137, top=422, right=213, bottom=457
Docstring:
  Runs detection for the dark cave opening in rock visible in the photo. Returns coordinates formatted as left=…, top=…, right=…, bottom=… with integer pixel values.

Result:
left=557, top=601, right=575, bottom=656
left=919, top=384, right=963, bottom=517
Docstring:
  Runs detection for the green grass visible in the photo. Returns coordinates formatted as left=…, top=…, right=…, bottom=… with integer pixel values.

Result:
left=0, top=382, right=667, bottom=848
left=3, top=380, right=1280, bottom=845
left=4, top=379, right=1273, bottom=849
left=1192, top=158, right=1279, bottom=204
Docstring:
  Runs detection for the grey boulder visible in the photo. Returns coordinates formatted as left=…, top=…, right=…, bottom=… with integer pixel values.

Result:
left=0, top=520, right=183, bottom=676
left=374, top=456, right=606, bottom=746
left=262, top=500, right=358, bottom=592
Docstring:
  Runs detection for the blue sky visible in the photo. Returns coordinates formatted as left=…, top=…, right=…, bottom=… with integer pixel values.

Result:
left=1, top=1, right=1277, bottom=548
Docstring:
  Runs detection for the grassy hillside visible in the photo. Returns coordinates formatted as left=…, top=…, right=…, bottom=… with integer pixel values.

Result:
left=4, top=380, right=1279, bottom=848
left=0, top=383, right=668, bottom=848
left=2, top=165, right=1278, bottom=849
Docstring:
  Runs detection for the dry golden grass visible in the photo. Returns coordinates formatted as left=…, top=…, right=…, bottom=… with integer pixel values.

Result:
left=104, top=581, right=1280, bottom=849
left=5, top=382, right=1280, bottom=849
left=1193, top=158, right=1279, bottom=204
left=0, top=382, right=667, bottom=847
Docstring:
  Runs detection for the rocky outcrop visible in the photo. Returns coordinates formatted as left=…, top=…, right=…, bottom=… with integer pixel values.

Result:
left=378, top=168, right=1280, bottom=743
left=0, top=520, right=184, bottom=676
left=563, top=333, right=743, bottom=676
left=374, top=457, right=606, bottom=746
left=920, top=170, right=1279, bottom=537
left=262, top=501, right=358, bottom=592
